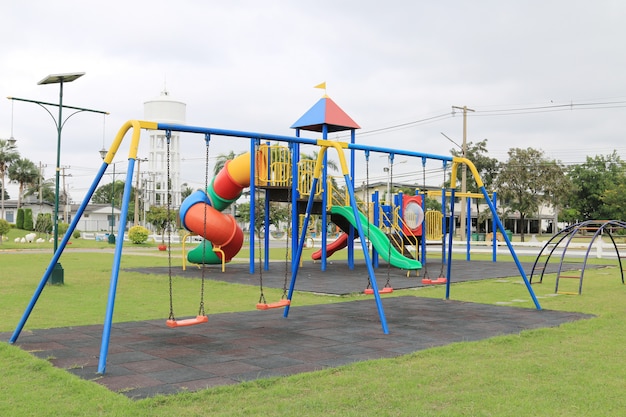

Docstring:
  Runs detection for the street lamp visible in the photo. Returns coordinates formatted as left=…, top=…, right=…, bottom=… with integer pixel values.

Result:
left=8, top=72, right=108, bottom=284
left=38, top=72, right=85, bottom=256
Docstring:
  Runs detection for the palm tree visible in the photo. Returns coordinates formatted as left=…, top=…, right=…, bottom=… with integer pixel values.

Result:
left=25, top=177, right=55, bottom=205
left=301, top=150, right=339, bottom=172
left=0, top=138, right=19, bottom=219
left=213, top=151, right=239, bottom=176
left=8, top=158, right=39, bottom=209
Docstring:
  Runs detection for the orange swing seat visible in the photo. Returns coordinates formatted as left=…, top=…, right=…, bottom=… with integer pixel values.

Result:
left=364, top=287, right=394, bottom=295
left=166, top=315, right=209, bottom=328
left=256, top=299, right=291, bottom=310
left=421, top=277, right=447, bottom=285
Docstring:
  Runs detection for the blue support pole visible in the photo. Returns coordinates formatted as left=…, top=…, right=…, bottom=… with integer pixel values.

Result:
left=480, top=186, right=542, bottom=310
left=98, top=158, right=136, bottom=374
left=284, top=177, right=321, bottom=317
left=344, top=173, right=389, bottom=334
left=445, top=189, right=456, bottom=300
left=348, top=129, right=356, bottom=268
left=320, top=125, right=329, bottom=271
left=10, top=162, right=109, bottom=344
left=291, top=142, right=299, bottom=272
left=466, top=197, right=472, bottom=261
left=492, top=192, right=498, bottom=262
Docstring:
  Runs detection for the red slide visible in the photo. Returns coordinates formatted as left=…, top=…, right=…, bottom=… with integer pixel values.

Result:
left=311, top=232, right=350, bottom=260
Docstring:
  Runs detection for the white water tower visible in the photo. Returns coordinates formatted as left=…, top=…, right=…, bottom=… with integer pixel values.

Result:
left=143, top=89, right=186, bottom=209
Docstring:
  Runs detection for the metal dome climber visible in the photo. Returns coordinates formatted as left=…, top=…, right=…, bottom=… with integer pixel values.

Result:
left=530, top=219, right=626, bottom=295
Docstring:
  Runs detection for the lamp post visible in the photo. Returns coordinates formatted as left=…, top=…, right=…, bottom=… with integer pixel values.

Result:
left=38, top=72, right=84, bottom=256
left=8, top=73, right=108, bottom=284
left=99, top=148, right=120, bottom=243
left=0, top=136, right=18, bottom=220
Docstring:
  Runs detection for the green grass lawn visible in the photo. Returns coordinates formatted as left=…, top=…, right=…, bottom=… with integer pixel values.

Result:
left=1, top=229, right=626, bottom=416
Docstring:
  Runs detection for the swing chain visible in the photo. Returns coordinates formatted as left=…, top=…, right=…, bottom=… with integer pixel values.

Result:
left=385, top=155, right=393, bottom=287
left=198, top=134, right=211, bottom=316
left=421, top=157, right=430, bottom=279
left=364, top=151, right=373, bottom=290
left=257, top=205, right=266, bottom=304
left=166, top=130, right=176, bottom=321
left=282, top=168, right=292, bottom=300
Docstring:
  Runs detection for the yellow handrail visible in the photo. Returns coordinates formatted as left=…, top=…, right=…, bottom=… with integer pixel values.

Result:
left=425, top=210, right=444, bottom=241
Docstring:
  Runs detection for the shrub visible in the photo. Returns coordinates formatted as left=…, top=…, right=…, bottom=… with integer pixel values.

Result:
left=128, top=225, right=150, bottom=244
left=35, top=213, right=53, bottom=234
left=16, top=209, right=24, bottom=229
left=0, top=219, right=10, bottom=243
left=73, top=230, right=81, bottom=239
left=23, top=209, right=34, bottom=231
left=57, top=222, right=69, bottom=236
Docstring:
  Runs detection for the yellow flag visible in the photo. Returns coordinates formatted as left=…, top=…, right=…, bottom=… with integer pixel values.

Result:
left=314, top=82, right=326, bottom=90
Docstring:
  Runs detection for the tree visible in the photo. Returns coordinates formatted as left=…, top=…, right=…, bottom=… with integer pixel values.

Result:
left=16, top=208, right=24, bottom=229
left=24, top=177, right=55, bottom=204
left=23, top=208, right=34, bottom=231
left=301, top=150, right=339, bottom=173
left=214, top=151, right=240, bottom=176
left=0, top=138, right=19, bottom=214
left=146, top=205, right=177, bottom=243
left=495, top=147, right=567, bottom=242
left=566, top=151, right=626, bottom=221
left=237, top=197, right=290, bottom=234
left=181, top=183, right=195, bottom=200
left=91, top=180, right=129, bottom=206
left=8, top=158, right=39, bottom=209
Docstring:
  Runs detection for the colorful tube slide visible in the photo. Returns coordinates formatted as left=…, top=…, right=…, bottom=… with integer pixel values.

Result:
left=180, top=152, right=251, bottom=264
left=313, top=205, right=422, bottom=270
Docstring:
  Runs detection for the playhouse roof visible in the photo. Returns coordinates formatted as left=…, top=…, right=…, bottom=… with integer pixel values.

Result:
left=290, top=96, right=360, bottom=133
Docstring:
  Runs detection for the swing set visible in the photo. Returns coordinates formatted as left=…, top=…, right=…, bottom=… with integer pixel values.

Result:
left=9, top=119, right=542, bottom=375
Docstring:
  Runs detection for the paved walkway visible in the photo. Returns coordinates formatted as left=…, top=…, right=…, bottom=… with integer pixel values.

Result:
left=2, top=296, right=592, bottom=399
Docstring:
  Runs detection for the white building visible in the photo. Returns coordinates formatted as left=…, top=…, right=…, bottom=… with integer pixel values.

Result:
left=143, top=89, right=185, bottom=210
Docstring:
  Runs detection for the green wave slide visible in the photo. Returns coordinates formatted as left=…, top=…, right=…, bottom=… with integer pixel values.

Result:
left=330, top=205, right=422, bottom=270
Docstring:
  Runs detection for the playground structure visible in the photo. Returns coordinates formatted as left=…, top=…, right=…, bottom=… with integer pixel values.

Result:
left=9, top=94, right=542, bottom=375
left=530, top=220, right=626, bottom=294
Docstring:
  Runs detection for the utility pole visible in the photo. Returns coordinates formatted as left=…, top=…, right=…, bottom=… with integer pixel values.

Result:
left=452, top=105, right=475, bottom=241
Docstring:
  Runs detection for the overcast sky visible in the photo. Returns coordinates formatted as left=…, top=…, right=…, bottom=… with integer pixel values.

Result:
left=2, top=1, right=625, bottom=201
